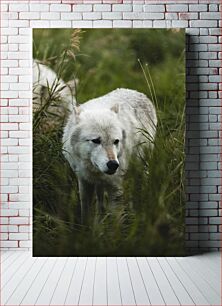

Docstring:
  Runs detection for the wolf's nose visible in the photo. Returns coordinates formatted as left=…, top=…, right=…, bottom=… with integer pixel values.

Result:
left=107, top=160, right=119, bottom=171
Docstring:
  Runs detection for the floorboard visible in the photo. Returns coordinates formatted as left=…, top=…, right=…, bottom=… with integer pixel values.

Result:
left=106, top=257, right=121, bottom=306
left=64, top=257, right=87, bottom=305
left=35, top=258, right=67, bottom=305
left=50, top=257, right=77, bottom=305
left=93, top=257, right=107, bottom=305
left=137, top=257, right=165, bottom=305
left=127, top=257, right=150, bottom=305
left=157, top=258, right=194, bottom=305
left=147, top=258, right=180, bottom=305
left=176, top=257, right=220, bottom=305
left=186, top=256, right=220, bottom=294
left=166, top=257, right=210, bottom=305
left=116, top=257, right=136, bottom=305
left=78, top=257, right=97, bottom=305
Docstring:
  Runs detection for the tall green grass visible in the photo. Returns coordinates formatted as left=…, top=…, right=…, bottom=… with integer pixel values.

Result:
left=33, top=29, right=185, bottom=256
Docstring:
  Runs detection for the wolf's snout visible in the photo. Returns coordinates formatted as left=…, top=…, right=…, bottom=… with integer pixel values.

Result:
left=107, top=160, right=119, bottom=171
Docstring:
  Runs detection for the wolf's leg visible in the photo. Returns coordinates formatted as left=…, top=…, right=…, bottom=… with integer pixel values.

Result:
left=78, top=179, right=95, bottom=224
left=107, top=185, right=123, bottom=208
left=96, top=185, right=105, bottom=214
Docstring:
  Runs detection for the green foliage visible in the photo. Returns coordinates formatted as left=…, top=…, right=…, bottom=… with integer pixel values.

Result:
left=33, top=29, right=185, bottom=256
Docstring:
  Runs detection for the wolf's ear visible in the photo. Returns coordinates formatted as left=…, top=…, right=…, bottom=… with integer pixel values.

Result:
left=73, top=106, right=81, bottom=123
left=111, top=104, right=119, bottom=114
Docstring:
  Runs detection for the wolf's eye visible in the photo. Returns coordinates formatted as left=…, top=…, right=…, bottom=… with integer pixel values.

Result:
left=114, top=139, right=119, bottom=145
left=92, top=138, right=101, bottom=144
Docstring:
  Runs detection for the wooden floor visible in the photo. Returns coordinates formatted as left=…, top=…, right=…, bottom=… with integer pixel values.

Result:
left=1, top=251, right=220, bottom=306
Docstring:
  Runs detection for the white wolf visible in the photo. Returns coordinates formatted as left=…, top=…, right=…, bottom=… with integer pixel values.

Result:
left=63, top=88, right=157, bottom=221
left=33, top=61, right=77, bottom=130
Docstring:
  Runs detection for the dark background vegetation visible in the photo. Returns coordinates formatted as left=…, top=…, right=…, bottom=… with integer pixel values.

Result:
left=33, top=29, right=185, bottom=256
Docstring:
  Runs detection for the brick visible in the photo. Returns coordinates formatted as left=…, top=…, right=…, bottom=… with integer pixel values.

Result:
left=1, top=138, right=18, bottom=146
left=209, top=61, right=221, bottom=68
left=191, top=233, right=209, bottom=241
left=9, top=20, right=29, bottom=28
left=8, top=51, right=29, bottom=62
left=199, top=52, right=217, bottom=60
left=19, top=241, right=31, bottom=248
left=133, top=20, right=143, bottom=28
left=1, top=209, right=18, bottom=216
left=83, top=12, right=102, bottom=20
left=1, top=177, right=9, bottom=185
left=9, top=4, right=28, bottom=12
left=179, top=12, right=198, bottom=20
left=123, top=12, right=164, bottom=20
left=199, top=225, right=217, bottom=233
left=208, top=44, right=220, bottom=52
left=186, top=225, right=198, bottom=233
left=165, top=13, right=178, bottom=20
left=102, top=12, right=122, bottom=20
left=93, top=20, right=113, bottom=28
left=50, top=4, right=71, bottom=12
left=1, top=233, right=9, bottom=240
left=113, top=20, right=132, bottom=28
left=2, top=4, right=8, bottom=12
left=133, top=5, right=143, bottom=12
left=94, top=4, right=111, bottom=11
left=72, top=20, right=93, bottom=28
left=189, top=44, right=207, bottom=52
left=73, top=4, right=93, bottom=12
left=190, top=20, right=217, bottom=28
left=9, top=217, right=29, bottom=225
left=0, top=225, right=18, bottom=233
left=209, top=4, right=219, bottom=11
left=142, top=21, right=152, bottom=28
left=143, top=5, right=165, bottom=12
left=41, top=13, right=60, bottom=20
left=112, top=4, right=132, bottom=12
left=153, top=20, right=172, bottom=28
left=50, top=21, right=72, bottom=27
left=9, top=233, right=29, bottom=240
left=29, top=4, right=49, bottom=12
left=61, top=13, right=82, bottom=20
left=200, top=202, right=218, bottom=209
left=19, top=226, right=30, bottom=233
left=9, top=68, right=31, bottom=75
left=30, top=20, right=50, bottom=28
left=1, top=241, right=18, bottom=248
left=200, top=12, right=220, bottom=20
left=200, top=210, right=218, bottom=217
left=199, top=241, right=220, bottom=248
left=8, top=146, right=30, bottom=155
left=19, top=155, right=31, bottom=162
left=9, top=99, right=29, bottom=107
left=9, top=115, right=29, bottom=123
left=210, top=233, right=221, bottom=240
left=19, top=210, right=30, bottom=217
left=2, top=123, right=19, bottom=131
left=0, top=217, right=9, bottom=225
left=19, top=12, right=40, bottom=20
left=186, top=218, right=198, bottom=225
left=2, top=27, right=18, bottom=36
left=189, top=4, right=207, bottom=11
left=166, top=5, right=188, bottom=12
left=209, top=28, right=221, bottom=35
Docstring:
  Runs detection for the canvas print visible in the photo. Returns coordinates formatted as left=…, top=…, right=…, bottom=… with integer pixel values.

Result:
left=33, top=29, right=185, bottom=256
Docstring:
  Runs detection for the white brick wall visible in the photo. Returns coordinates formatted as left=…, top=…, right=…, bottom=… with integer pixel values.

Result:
left=1, top=0, right=221, bottom=253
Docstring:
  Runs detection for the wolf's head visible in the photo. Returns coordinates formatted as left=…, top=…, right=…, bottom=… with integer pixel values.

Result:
left=70, top=104, right=126, bottom=175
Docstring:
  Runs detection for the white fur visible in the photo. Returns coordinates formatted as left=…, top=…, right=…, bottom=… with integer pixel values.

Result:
left=33, top=60, right=76, bottom=112
left=63, top=88, right=157, bottom=221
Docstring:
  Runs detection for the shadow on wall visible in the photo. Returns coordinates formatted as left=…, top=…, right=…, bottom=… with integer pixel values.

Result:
left=185, top=34, right=203, bottom=255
